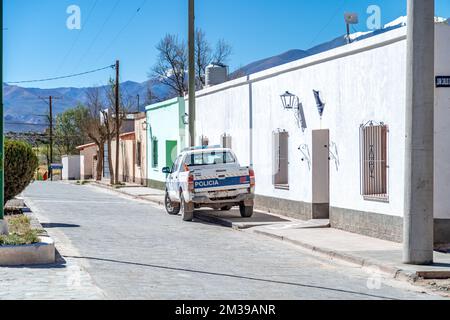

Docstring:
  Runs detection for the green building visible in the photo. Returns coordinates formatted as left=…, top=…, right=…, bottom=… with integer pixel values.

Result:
left=145, top=97, right=187, bottom=190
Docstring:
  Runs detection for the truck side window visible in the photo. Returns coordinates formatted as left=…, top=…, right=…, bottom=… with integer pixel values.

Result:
left=171, top=156, right=179, bottom=173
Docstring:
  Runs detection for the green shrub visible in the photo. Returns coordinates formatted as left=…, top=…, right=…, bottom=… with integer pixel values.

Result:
left=4, top=140, right=39, bottom=204
left=0, top=215, right=40, bottom=246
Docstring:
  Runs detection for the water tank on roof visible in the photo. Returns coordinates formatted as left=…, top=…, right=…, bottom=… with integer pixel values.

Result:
left=205, top=63, right=228, bottom=87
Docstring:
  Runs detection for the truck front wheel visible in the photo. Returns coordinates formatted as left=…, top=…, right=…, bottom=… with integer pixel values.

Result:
left=239, top=204, right=254, bottom=218
left=181, top=193, right=194, bottom=221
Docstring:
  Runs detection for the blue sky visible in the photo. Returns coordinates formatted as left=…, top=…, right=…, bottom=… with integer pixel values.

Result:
left=3, top=0, right=450, bottom=89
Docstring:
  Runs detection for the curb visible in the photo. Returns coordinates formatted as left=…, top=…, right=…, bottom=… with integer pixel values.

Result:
left=0, top=236, right=56, bottom=267
left=194, top=212, right=235, bottom=229
left=253, top=229, right=419, bottom=283
left=92, top=182, right=165, bottom=207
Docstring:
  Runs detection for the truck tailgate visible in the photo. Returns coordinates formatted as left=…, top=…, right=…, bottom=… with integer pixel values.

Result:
left=192, top=167, right=250, bottom=192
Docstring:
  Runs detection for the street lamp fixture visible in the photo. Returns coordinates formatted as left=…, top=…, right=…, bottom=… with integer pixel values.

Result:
left=280, top=91, right=298, bottom=110
left=280, top=91, right=307, bottom=131
left=182, top=113, right=189, bottom=125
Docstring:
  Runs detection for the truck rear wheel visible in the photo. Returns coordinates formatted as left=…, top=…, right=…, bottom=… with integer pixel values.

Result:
left=165, top=192, right=180, bottom=215
left=239, top=204, right=254, bottom=218
left=181, top=193, right=194, bottom=221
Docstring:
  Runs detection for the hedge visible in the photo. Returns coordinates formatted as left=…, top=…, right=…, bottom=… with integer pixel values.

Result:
left=4, top=140, right=39, bottom=204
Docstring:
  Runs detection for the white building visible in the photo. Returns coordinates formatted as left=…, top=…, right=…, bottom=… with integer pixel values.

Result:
left=62, top=155, right=81, bottom=181
left=191, top=21, right=450, bottom=245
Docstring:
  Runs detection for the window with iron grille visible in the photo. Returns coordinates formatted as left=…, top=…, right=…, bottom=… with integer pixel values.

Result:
left=221, top=134, right=232, bottom=149
left=136, top=141, right=142, bottom=167
left=273, top=130, right=289, bottom=189
left=152, top=138, right=158, bottom=168
left=359, top=122, right=389, bottom=201
left=199, top=135, right=209, bottom=146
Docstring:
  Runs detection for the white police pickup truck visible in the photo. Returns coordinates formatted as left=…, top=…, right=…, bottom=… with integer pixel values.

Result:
left=162, top=146, right=255, bottom=221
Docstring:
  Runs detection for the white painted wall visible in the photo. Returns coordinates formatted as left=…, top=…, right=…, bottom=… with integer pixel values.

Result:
left=62, top=155, right=81, bottom=180
left=146, top=98, right=186, bottom=183
left=194, top=25, right=450, bottom=220
left=434, top=23, right=450, bottom=219
left=193, top=81, right=251, bottom=167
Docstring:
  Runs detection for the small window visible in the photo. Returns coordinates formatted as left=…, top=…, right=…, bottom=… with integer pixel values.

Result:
left=360, top=122, right=388, bottom=201
left=136, top=141, right=142, bottom=167
left=221, top=134, right=232, bottom=149
left=152, top=138, right=158, bottom=168
left=199, top=135, right=209, bottom=146
left=171, top=156, right=181, bottom=173
left=185, top=151, right=236, bottom=167
left=273, top=131, right=289, bottom=189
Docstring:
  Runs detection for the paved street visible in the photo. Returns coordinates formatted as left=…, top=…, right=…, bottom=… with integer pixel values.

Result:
left=1, top=181, right=445, bottom=300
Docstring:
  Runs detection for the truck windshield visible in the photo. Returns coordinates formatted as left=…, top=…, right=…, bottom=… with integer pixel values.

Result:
left=185, top=151, right=236, bottom=167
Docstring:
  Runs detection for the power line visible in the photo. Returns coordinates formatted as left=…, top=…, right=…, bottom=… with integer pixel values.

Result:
left=93, top=0, right=148, bottom=65
left=72, top=0, right=121, bottom=74
left=4, top=122, right=49, bottom=127
left=5, top=64, right=115, bottom=84
left=54, top=0, right=100, bottom=74
left=307, top=0, right=347, bottom=49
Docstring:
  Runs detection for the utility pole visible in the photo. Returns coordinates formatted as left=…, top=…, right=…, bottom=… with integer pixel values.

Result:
left=115, top=60, right=120, bottom=185
left=403, top=0, right=435, bottom=265
left=137, top=94, right=140, bottom=113
left=39, top=96, right=60, bottom=181
left=188, top=0, right=196, bottom=147
left=49, top=96, right=53, bottom=181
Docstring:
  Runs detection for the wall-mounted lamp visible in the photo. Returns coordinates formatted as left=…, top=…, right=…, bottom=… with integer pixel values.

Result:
left=141, top=121, right=148, bottom=131
left=280, top=91, right=307, bottom=132
left=280, top=91, right=298, bottom=110
left=182, top=113, right=189, bottom=125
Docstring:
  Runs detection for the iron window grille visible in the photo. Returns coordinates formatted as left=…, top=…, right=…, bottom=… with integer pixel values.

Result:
left=359, top=121, right=389, bottom=202
left=136, top=141, right=142, bottom=167
left=273, top=130, right=290, bottom=190
left=221, top=134, right=232, bottom=149
left=152, top=138, right=158, bottom=168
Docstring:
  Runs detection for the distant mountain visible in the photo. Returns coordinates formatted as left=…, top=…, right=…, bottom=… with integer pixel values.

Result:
left=3, top=80, right=170, bottom=133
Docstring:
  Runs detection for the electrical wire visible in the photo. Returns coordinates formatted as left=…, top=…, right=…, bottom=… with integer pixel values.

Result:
left=71, top=0, right=121, bottom=74
left=307, top=0, right=348, bottom=49
left=54, top=0, right=100, bottom=74
left=4, top=122, right=49, bottom=127
left=5, top=65, right=115, bottom=84
left=93, top=0, right=148, bottom=66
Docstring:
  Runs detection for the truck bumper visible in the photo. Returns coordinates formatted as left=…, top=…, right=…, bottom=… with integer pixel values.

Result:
left=192, top=193, right=255, bottom=206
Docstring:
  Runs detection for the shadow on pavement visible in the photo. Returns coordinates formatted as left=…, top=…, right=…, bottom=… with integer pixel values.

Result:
left=64, top=255, right=399, bottom=300
left=41, top=223, right=81, bottom=229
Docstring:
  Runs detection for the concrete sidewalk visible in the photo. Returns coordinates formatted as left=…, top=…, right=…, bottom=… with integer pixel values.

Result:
left=251, top=224, right=450, bottom=282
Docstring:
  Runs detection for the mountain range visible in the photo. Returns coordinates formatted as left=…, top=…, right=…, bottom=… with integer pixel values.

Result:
left=4, top=16, right=448, bottom=133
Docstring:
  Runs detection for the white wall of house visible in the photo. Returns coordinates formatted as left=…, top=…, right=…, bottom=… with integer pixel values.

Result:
left=193, top=81, right=251, bottom=166
left=62, top=155, right=81, bottom=180
left=194, top=24, right=450, bottom=220
left=146, top=98, right=186, bottom=184
left=435, top=23, right=450, bottom=220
